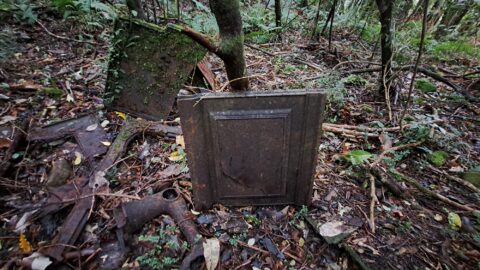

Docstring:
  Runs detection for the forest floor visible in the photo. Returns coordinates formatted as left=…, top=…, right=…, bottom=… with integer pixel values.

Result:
left=1, top=9, right=480, bottom=270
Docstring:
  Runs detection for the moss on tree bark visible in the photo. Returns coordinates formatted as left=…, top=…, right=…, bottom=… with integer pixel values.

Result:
left=210, top=0, right=249, bottom=91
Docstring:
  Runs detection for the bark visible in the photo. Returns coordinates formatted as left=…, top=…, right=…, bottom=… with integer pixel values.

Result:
left=311, top=0, right=322, bottom=39
left=126, top=0, right=145, bottom=19
left=427, top=0, right=444, bottom=24
left=434, top=0, right=472, bottom=38
left=275, top=0, right=282, bottom=27
left=375, top=0, right=394, bottom=99
left=210, top=0, right=249, bottom=91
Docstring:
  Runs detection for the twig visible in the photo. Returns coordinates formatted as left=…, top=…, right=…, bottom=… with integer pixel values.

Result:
left=399, top=0, right=429, bottom=129
left=246, top=43, right=323, bottom=71
left=368, top=174, right=378, bottom=233
left=37, top=20, right=98, bottom=45
left=390, top=170, right=479, bottom=213
left=370, top=141, right=424, bottom=167
left=332, top=61, right=381, bottom=70
left=218, top=74, right=267, bottom=91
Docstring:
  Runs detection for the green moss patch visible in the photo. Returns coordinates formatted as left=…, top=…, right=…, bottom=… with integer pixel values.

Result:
left=415, top=79, right=437, bottom=93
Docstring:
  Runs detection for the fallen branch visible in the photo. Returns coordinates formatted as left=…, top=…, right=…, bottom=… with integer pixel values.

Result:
left=426, top=164, right=480, bottom=194
left=390, top=170, right=479, bottom=213
left=322, top=125, right=378, bottom=137
left=325, top=119, right=445, bottom=132
left=37, top=20, right=98, bottom=45
left=167, top=23, right=218, bottom=54
left=371, top=167, right=407, bottom=199
left=322, top=119, right=446, bottom=138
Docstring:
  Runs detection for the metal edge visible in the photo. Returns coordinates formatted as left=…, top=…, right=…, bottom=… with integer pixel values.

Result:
left=177, top=97, right=213, bottom=209
left=177, top=89, right=326, bottom=101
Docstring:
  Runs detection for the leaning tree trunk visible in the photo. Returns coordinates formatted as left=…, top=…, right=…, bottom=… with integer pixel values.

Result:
left=434, top=0, right=472, bottom=39
left=126, top=0, right=146, bottom=19
left=210, top=0, right=249, bottom=91
left=375, top=0, right=394, bottom=100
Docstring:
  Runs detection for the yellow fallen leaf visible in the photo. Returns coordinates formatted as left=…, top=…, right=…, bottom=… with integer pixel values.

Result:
left=73, top=152, right=82, bottom=165
left=448, top=212, right=462, bottom=230
left=299, top=237, right=305, bottom=247
left=168, top=151, right=183, bottom=162
left=19, top=233, right=32, bottom=253
left=101, top=141, right=111, bottom=146
left=176, top=135, right=185, bottom=147
left=115, top=111, right=126, bottom=120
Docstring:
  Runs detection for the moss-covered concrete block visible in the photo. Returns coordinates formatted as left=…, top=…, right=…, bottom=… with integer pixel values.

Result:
left=105, top=18, right=207, bottom=120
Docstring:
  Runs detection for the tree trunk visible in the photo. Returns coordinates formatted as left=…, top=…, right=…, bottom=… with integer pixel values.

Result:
left=375, top=0, right=394, bottom=99
left=210, top=0, right=249, bottom=91
left=126, top=0, right=146, bottom=19
left=311, top=0, right=322, bottom=39
left=275, top=0, right=282, bottom=27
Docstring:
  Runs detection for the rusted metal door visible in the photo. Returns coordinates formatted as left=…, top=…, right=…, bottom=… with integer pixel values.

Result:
left=178, top=90, right=326, bottom=209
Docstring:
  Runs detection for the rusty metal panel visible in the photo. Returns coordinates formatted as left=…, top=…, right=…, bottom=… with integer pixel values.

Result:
left=27, top=114, right=108, bottom=165
left=178, top=90, right=326, bottom=209
left=104, top=18, right=207, bottom=120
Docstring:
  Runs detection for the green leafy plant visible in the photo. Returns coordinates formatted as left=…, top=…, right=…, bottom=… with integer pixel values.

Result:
left=343, top=150, right=374, bottom=166
left=244, top=214, right=261, bottom=226
left=430, top=40, right=480, bottom=61
left=428, top=151, right=448, bottom=167
left=415, top=79, right=437, bottom=93
left=342, top=74, right=368, bottom=86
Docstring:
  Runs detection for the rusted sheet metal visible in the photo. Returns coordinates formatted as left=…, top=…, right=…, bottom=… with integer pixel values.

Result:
left=42, top=186, right=93, bottom=261
left=104, top=18, right=207, bottom=120
left=178, top=90, right=326, bottom=210
left=27, top=114, right=108, bottom=164
left=113, top=188, right=204, bottom=270
left=196, top=58, right=217, bottom=90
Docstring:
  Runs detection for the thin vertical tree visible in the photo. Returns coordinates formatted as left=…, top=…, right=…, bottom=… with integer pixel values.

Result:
left=210, top=0, right=249, bottom=91
left=375, top=0, right=395, bottom=100
left=275, top=0, right=282, bottom=27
